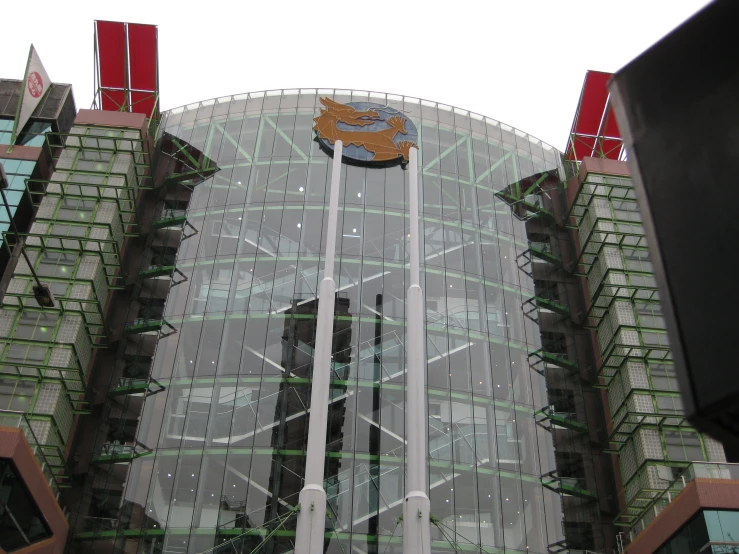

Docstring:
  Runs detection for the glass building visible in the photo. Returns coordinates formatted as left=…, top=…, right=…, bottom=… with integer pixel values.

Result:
left=59, top=89, right=610, bottom=554
left=4, top=77, right=730, bottom=554
left=0, top=21, right=735, bottom=554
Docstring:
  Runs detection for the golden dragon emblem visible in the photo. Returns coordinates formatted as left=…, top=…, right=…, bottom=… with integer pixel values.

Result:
left=313, top=97, right=417, bottom=163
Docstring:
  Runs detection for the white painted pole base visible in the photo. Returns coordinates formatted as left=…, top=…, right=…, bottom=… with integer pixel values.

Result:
left=403, top=490, right=431, bottom=553
left=295, top=485, right=327, bottom=554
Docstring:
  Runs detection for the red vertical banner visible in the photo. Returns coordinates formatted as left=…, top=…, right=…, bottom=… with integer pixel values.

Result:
left=127, top=24, right=157, bottom=92
left=96, top=21, right=127, bottom=89
left=94, top=20, right=158, bottom=116
left=577, top=72, right=611, bottom=136
left=566, top=71, right=623, bottom=161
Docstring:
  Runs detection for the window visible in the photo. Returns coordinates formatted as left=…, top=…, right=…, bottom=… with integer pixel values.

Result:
left=46, top=223, right=88, bottom=248
left=0, top=379, right=36, bottom=411
left=650, top=364, right=679, bottom=392
left=0, top=119, right=13, bottom=145
left=3, top=344, right=47, bottom=365
left=0, top=460, right=53, bottom=551
left=36, top=252, right=77, bottom=278
left=0, top=120, right=52, bottom=147
left=56, top=198, right=96, bottom=223
left=17, top=121, right=52, bottom=148
left=50, top=224, right=88, bottom=238
left=623, top=248, right=653, bottom=273
left=657, top=395, right=683, bottom=416
left=664, top=430, right=704, bottom=461
left=0, top=157, right=36, bottom=250
left=74, top=149, right=113, bottom=172
left=13, top=312, right=58, bottom=341
left=636, top=301, right=666, bottom=329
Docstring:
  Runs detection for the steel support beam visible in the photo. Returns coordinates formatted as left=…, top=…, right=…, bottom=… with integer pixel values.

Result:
left=403, top=146, right=432, bottom=553
left=295, top=140, right=343, bottom=554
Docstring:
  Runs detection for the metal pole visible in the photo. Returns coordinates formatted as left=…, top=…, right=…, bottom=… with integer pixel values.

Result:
left=295, top=140, right=343, bottom=554
left=403, top=146, right=432, bottom=553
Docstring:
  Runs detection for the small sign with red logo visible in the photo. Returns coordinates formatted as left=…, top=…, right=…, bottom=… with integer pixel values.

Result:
left=27, top=71, right=44, bottom=98
left=9, top=45, right=51, bottom=150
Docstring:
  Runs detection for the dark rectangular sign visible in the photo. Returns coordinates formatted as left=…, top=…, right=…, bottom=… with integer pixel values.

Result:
left=609, top=0, right=739, bottom=449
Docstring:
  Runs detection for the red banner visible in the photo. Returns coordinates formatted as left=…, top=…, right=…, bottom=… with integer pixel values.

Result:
left=94, top=21, right=158, bottom=117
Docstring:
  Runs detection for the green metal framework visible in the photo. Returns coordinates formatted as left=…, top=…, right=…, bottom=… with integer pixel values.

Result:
left=0, top=410, right=72, bottom=495
left=63, top=96, right=613, bottom=553
left=0, top=349, right=89, bottom=411
left=33, top=128, right=155, bottom=222
left=0, top=122, right=158, bottom=525
left=2, top=276, right=109, bottom=347
left=8, top=229, right=125, bottom=288
left=567, top=171, right=725, bottom=529
left=517, top=242, right=564, bottom=274
left=67, top=127, right=223, bottom=549
left=535, top=405, right=588, bottom=435
left=494, top=171, right=556, bottom=222
left=495, top=166, right=603, bottom=550
left=89, top=439, right=153, bottom=465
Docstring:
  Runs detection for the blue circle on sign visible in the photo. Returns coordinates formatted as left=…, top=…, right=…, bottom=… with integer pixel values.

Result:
left=314, top=99, right=418, bottom=166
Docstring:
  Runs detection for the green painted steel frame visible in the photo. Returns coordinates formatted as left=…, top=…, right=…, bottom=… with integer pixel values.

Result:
left=44, top=128, right=154, bottom=190
left=0, top=410, right=72, bottom=496
left=0, top=337, right=89, bottom=406
left=4, top=229, right=126, bottom=289
left=1, top=294, right=106, bottom=350
left=70, top=106, right=577, bottom=552
left=535, top=406, right=588, bottom=434
left=26, top=176, right=140, bottom=238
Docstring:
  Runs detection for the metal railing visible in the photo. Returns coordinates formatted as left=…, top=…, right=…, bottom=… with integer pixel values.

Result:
left=0, top=410, right=70, bottom=502
left=156, top=208, right=187, bottom=221
left=629, top=462, right=739, bottom=541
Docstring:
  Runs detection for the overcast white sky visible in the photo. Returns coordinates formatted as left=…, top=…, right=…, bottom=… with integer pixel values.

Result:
left=2, top=0, right=710, bottom=150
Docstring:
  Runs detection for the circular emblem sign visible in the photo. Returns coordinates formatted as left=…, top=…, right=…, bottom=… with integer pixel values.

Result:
left=313, top=98, right=418, bottom=166
left=27, top=71, right=44, bottom=98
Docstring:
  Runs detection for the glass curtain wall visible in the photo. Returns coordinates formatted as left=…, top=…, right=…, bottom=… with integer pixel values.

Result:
left=73, top=90, right=568, bottom=554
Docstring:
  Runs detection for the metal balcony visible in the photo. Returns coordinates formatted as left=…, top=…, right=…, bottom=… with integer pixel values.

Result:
left=108, top=377, right=165, bottom=398
left=528, top=349, right=579, bottom=374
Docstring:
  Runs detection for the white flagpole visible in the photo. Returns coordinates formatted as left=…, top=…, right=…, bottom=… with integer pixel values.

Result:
left=295, top=139, right=343, bottom=554
left=402, top=145, right=432, bottom=553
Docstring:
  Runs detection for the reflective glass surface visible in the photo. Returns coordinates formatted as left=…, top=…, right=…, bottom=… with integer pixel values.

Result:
left=74, top=90, right=568, bottom=553
left=0, top=459, right=53, bottom=551
left=0, top=158, right=36, bottom=253
left=0, top=119, right=52, bottom=147
left=654, top=509, right=739, bottom=554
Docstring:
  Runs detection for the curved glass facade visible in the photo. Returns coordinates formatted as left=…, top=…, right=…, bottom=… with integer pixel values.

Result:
left=73, top=89, right=579, bottom=553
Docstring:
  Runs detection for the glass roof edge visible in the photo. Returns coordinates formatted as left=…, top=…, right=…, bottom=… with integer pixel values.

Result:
left=160, top=88, right=562, bottom=156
